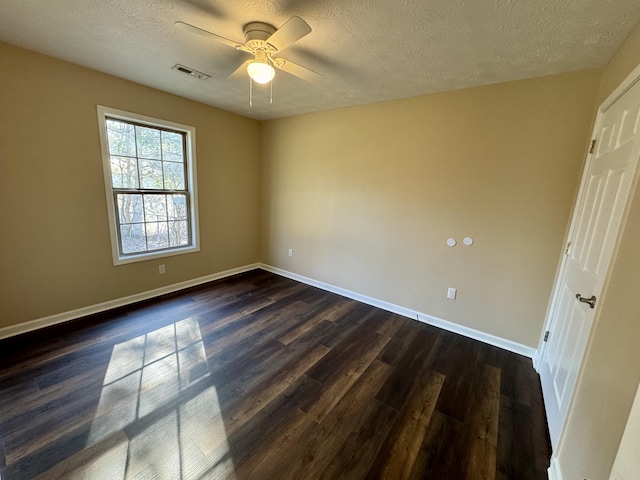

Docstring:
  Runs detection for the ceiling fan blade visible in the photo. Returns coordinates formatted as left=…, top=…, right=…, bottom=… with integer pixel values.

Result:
left=266, top=16, right=311, bottom=52
left=175, top=21, right=242, bottom=50
left=274, top=58, right=322, bottom=83
left=228, top=60, right=251, bottom=80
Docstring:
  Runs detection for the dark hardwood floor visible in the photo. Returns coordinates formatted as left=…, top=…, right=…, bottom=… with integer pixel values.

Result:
left=0, top=269, right=551, bottom=479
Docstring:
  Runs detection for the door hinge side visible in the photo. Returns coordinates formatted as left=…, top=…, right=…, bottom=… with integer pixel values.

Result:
left=565, top=241, right=572, bottom=255
left=589, top=139, right=596, bottom=154
left=544, top=331, right=550, bottom=342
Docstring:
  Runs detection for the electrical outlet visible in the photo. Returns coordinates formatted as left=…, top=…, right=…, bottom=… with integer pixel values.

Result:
left=288, top=248, right=293, bottom=257
left=159, top=264, right=165, bottom=274
left=447, top=287, right=457, bottom=300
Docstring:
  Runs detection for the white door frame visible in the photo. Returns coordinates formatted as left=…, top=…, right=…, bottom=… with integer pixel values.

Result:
left=536, top=62, right=640, bottom=450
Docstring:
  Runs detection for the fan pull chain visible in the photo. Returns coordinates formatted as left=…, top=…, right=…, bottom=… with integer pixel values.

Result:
left=248, top=76, right=274, bottom=107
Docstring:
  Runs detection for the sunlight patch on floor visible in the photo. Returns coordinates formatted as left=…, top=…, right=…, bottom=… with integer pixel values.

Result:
left=51, top=317, right=236, bottom=480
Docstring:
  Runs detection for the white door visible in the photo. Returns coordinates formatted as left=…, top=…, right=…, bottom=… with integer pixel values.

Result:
left=539, top=76, right=640, bottom=448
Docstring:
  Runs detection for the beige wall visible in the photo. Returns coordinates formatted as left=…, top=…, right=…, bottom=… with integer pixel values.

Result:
left=262, top=70, right=601, bottom=348
left=555, top=20, right=640, bottom=480
left=599, top=21, right=640, bottom=104
left=0, top=42, right=262, bottom=328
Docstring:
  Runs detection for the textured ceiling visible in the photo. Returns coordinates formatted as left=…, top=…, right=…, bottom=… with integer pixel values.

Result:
left=1, top=0, right=639, bottom=120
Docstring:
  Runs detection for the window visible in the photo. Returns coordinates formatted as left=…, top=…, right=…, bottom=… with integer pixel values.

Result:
left=97, top=106, right=199, bottom=265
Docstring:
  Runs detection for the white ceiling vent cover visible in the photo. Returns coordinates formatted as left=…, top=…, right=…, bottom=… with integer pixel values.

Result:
left=172, top=64, right=210, bottom=80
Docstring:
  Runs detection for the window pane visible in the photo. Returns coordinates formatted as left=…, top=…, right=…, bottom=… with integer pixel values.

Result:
left=121, top=224, right=146, bottom=254
left=162, top=131, right=184, bottom=162
left=106, top=120, right=136, bottom=157
left=144, top=194, right=167, bottom=222
left=136, top=126, right=162, bottom=160
left=140, top=160, right=164, bottom=189
left=117, top=194, right=143, bottom=223
left=110, top=156, right=139, bottom=188
left=167, top=194, right=187, bottom=220
left=164, top=162, right=185, bottom=190
left=168, top=221, right=189, bottom=247
left=146, top=222, right=169, bottom=250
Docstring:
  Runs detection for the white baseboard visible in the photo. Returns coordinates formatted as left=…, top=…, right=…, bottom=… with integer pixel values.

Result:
left=547, top=457, right=563, bottom=480
left=533, top=352, right=542, bottom=372
left=259, top=264, right=537, bottom=359
left=0, top=263, right=260, bottom=341
left=2, top=262, right=538, bottom=362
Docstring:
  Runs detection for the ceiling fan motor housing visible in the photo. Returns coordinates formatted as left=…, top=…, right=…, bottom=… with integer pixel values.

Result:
left=243, top=22, right=277, bottom=52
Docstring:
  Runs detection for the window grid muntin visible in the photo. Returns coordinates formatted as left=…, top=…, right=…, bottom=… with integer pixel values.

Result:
left=106, top=117, right=192, bottom=257
left=114, top=192, right=192, bottom=257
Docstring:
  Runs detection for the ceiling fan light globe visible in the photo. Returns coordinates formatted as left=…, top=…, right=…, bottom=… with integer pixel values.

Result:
left=247, top=61, right=275, bottom=84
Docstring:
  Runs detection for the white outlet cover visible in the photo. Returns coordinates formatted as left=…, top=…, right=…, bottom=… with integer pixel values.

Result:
left=447, top=238, right=457, bottom=247
left=463, top=237, right=474, bottom=246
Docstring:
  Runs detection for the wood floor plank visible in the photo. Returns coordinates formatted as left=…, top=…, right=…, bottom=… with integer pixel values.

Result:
left=319, top=298, right=359, bottom=322
left=200, top=302, right=297, bottom=357
left=497, top=395, right=540, bottom=480
left=463, top=363, right=501, bottom=480
left=290, top=360, right=392, bottom=480
left=3, top=424, right=95, bottom=480
left=230, top=403, right=317, bottom=480
left=2, top=382, right=104, bottom=463
left=434, top=333, right=482, bottom=422
left=224, top=375, right=317, bottom=475
left=232, top=331, right=330, bottom=393
left=315, top=303, right=380, bottom=348
left=419, top=409, right=468, bottom=478
left=277, top=298, right=351, bottom=345
left=0, top=269, right=551, bottom=480
left=303, top=321, right=394, bottom=422
left=528, top=373, right=553, bottom=476
left=194, top=294, right=276, bottom=335
left=0, top=440, right=5, bottom=470
left=416, top=450, right=463, bottom=479
left=376, top=320, right=422, bottom=366
left=274, top=298, right=342, bottom=346
left=221, top=346, right=329, bottom=438
left=204, top=301, right=337, bottom=381
left=316, top=399, right=397, bottom=480
left=365, top=371, right=445, bottom=480
left=375, top=325, right=440, bottom=411
left=374, top=312, right=408, bottom=338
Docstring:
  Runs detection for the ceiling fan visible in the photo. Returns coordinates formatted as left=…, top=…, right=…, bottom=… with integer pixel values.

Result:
left=175, top=16, right=322, bottom=85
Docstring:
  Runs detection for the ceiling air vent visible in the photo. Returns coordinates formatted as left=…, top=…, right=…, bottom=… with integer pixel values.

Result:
left=172, top=64, right=210, bottom=80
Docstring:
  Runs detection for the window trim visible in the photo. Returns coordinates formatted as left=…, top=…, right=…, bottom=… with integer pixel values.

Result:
left=97, top=105, right=200, bottom=265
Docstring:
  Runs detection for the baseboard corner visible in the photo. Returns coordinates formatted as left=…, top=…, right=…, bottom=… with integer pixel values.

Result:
left=547, top=457, right=562, bottom=480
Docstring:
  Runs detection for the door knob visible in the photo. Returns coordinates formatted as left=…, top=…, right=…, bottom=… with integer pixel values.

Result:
left=575, top=293, right=596, bottom=309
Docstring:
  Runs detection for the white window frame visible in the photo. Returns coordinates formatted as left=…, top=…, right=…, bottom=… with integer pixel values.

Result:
left=97, top=106, right=200, bottom=265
